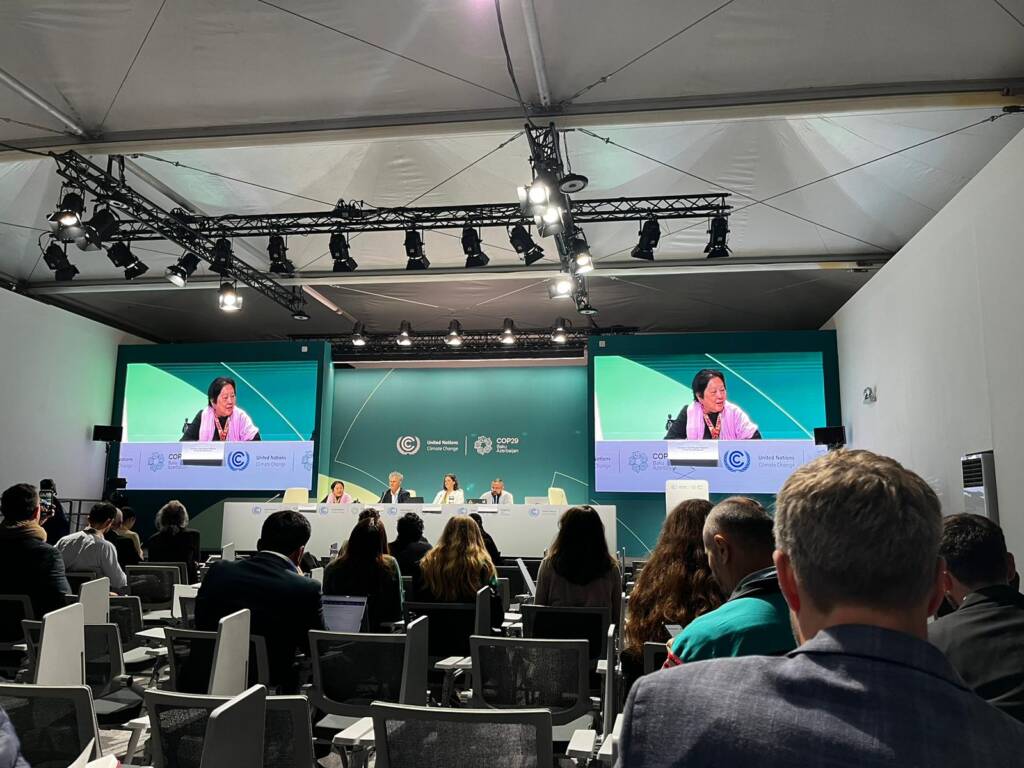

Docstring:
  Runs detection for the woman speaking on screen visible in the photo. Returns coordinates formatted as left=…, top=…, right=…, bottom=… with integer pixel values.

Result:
left=181, top=376, right=261, bottom=442
left=664, top=368, right=761, bottom=440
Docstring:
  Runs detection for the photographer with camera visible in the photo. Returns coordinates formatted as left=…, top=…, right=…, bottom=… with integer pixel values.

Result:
left=38, top=478, right=69, bottom=544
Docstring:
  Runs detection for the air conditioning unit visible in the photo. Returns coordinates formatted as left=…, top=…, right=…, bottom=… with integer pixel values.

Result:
left=961, top=450, right=999, bottom=523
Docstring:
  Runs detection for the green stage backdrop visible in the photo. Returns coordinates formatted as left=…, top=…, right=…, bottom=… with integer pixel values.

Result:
left=329, top=366, right=589, bottom=506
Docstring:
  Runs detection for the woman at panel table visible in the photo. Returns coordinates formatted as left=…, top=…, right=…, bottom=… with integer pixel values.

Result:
left=432, top=473, right=465, bottom=505
left=181, top=376, right=261, bottom=442
left=664, top=368, right=761, bottom=441
left=322, top=480, right=353, bottom=505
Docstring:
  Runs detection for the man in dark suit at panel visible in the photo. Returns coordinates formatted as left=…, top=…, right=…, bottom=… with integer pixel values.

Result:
left=379, top=471, right=412, bottom=504
left=617, top=450, right=1024, bottom=768
left=930, top=513, right=1024, bottom=723
left=196, top=509, right=323, bottom=693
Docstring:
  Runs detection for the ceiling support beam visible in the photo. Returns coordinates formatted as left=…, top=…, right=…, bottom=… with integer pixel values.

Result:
left=520, top=0, right=552, bottom=107
left=0, top=66, right=89, bottom=137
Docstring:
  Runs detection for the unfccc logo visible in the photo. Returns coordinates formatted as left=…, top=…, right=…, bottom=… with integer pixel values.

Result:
left=396, top=435, right=421, bottom=456
left=227, top=450, right=251, bottom=471
left=474, top=436, right=493, bottom=455
left=724, top=449, right=752, bottom=473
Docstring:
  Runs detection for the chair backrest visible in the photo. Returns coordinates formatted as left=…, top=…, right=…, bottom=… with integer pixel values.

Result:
left=0, top=595, right=33, bottom=647
left=495, top=565, right=526, bottom=597
left=264, top=695, right=315, bottom=768
left=83, top=624, right=126, bottom=699
left=401, top=575, right=413, bottom=598
left=404, top=602, right=476, bottom=660
left=474, top=585, right=492, bottom=636
left=0, top=683, right=101, bottom=765
left=496, top=577, right=510, bottom=612
left=109, top=596, right=144, bottom=651
left=210, top=609, right=250, bottom=696
left=602, top=624, right=618, bottom=736
left=172, top=583, right=200, bottom=619
left=282, top=488, right=309, bottom=504
left=201, top=685, right=267, bottom=768
left=79, top=578, right=110, bottom=625
left=310, top=566, right=325, bottom=583
left=520, top=605, right=610, bottom=665
left=221, top=542, right=235, bottom=562
left=547, top=487, right=568, bottom=505
left=642, top=642, right=669, bottom=675
left=179, top=595, right=198, bottom=628
left=372, top=702, right=553, bottom=768
left=308, top=615, right=428, bottom=718
left=126, top=565, right=181, bottom=610
left=469, top=635, right=590, bottom=726
left=164, top=627, right=269, bottom=694
left=65, top=571, right=99, bottom=595
left=20, top=620, right=41, bottom=681
left=149, top=562, right=190, bottom=586
left=37, top=602, right=85, bottom=685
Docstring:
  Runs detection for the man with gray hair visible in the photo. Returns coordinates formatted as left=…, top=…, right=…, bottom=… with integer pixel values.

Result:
left=379, top=471, right=411, bottom=504
left=665, top=496, right=794, bottom=666
left=617, top=450, right=1024, bottom=767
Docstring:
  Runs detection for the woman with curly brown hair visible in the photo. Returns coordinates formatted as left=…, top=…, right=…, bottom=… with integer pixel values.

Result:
left=621, top=499, right=722, bottom=688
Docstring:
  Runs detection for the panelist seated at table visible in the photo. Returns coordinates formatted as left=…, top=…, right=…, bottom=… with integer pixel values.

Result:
left=181, top=376, right=261, bottom=442
left=432, top=473, right=465, bottom=505
left=482, top=478, right=513, bottom=505
left=379, top=471, right=412, bottom=504
left=665, top=368, right=761, bottom=441
left=322, top=480, right=353, bottom=505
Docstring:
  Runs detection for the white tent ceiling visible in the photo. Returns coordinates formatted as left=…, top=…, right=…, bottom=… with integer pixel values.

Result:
left=0, top=0, right=1022, bottom=342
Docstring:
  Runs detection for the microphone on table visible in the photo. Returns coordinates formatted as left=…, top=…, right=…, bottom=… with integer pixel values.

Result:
left=264, top=493, right=283, bottom=503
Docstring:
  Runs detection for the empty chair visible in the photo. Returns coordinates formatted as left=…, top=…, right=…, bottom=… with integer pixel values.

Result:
left=405, top=586, right=493, bottom=662
left=547, top=487, right=568, bottom=505
left=282, top=488, right=309, bottom=504
left=308, top=615, right=428, bottom=740
left=65, top=571, right=100, bottom=596
left=496, top=577, right=511, bottom=612
left=36, top=603, right=85, bottom=686
left=0, top=595, right=33, bottom=678
left=126, top=565, right=181, bottom=613
left=601, top=625, right=618, bottom=737
left=82, top=623, right=144, bottom=724
left=109, top=596, right=155, bottom=670
left=0, top=683, right=102, bottom=766
left=371, top=702, right=553, bottom=768
left=163, top=627, right=269, bottom=694
left=178, top=595, right=197, bottom=629
left=521, top=605, right=611, bottom=666
left=200, top=685, right=267, bottom=768
left=495, top=565, right=526, bottom=598
left=78, top=578, right=110, bottom=625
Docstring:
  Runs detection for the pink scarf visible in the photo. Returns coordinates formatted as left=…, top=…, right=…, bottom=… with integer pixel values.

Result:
left=198, top=405, right=259, bottom=442
left=327, top=492, right=352, bottom=504
left=685, top=400, right=758, bottom=440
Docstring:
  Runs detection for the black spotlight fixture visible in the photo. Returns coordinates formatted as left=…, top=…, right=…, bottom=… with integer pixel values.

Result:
left=124, top=260, right=150, bottom=280
left=218, top=280, right=242, bottom=312
left=569, top=234, right=594, bottom=275
left=54, top=192, right=85, bottom=227
left=351, top=321, right=368, bottom=347
left=575, top=294, right=598, bottom=315
left=551, top=317, right=570, bottom=344
left=547, top=271, right=574, bottom=300
left=107, top=242, right=148, bottom=280
left=500, top=318, right=517, bottom=345
left=508, top=224, right=545, bottom=266
left=75, top=207, right=118, bottom=251
left=165, top=252, right=201, bottom=287
left=404, top=230, right=429, bottom=270
left=329, top=232, right=357, bottom=272
left=42, top=241, right=79, bottom=282
left=445, top=319, right=464, bottom=347
left=558, top=172, right=589, bottom=194
left=267, top=234, right=295, bottom=275
left=210, top=238, right=233, bottom=276
left=705, top=215, right=731, bottom=258
left=292, top=308, right=310, bottom=321
left=396, top=320, right=413, bottom=346
left=631, top=218, right=661, bottom=261
left=461, top=227, right=489, bottom=268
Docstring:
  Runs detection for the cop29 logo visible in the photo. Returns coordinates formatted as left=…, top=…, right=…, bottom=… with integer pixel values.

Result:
left=147, top=452, right=165, bottom=472
left=396, top=435, right=421, bottom=456
left=473, top=435, right=493, bottom=455
left=227, top=450, right=251, bottom=471
left=723, top=449, right=751, bottom=473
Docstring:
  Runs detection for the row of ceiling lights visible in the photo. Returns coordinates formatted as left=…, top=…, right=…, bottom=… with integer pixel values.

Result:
left=348, top=317, right=574, bottom=347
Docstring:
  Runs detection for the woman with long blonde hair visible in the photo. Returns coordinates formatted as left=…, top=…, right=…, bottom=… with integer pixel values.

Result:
left=415, top=515, right=496, bottom=601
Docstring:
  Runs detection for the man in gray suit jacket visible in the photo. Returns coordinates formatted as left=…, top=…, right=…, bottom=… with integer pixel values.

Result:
left=617, top=449, right=1024, bottom=767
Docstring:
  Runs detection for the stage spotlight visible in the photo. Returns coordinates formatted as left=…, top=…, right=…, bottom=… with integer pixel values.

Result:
left=123, top=260, right=149, bottom=280
left=267, top=234, right=295, bottom=275
left=106, top=242, right=149, bottom=280
left=165, top=252, right=201, bottom=287
left=445, top=319, right=464, bottom=347
left=462, top=227, right=489, bottom=268
left=396, top=320, right=413, bottom=346
left=218, top=280, right=242, bottom=312
left=705, top=215, right=731, bottom=258
left=509, top=225, right=545, bottom=265
left=329, top=232, right=357, bottom=272
left=404, top=230, right=430, bottom=270
left=536, top=204, right=564, bottom=237
left=75, top=208, right=118, bottom=251
left=351, top=321, right=367, bottom=347
left=631, top=218, right=661, bottom=261
left=292, top=308, right=310, bottom=321
left=551, top=317, right=569, bottom=344
left=55, top=192, right=85, bottom=227
left=518, top=170, right=556, bottom=216
left=575, top=295, right=598, bottom=315
left=547, top=272, right=574, bottom=300
left=210, top=238, right=233, bottom=275
left=42, top=241, right=79, bottom=282
left=500, top=318, right=517, bottom=345
left=570, top=236, right=593, bottom=275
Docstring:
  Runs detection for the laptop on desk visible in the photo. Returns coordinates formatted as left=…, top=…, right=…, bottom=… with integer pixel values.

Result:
left=321, top=595, right=367, bottom=633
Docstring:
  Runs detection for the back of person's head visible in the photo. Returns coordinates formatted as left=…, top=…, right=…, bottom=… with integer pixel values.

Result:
left=420, top=515, right=494, bottom=601
left=940, top=513, right=1011, bottom=590
left=625, top=499, right=722, bottom=655
left=775, top=449, right=942, bottom=614
left=335, top=517, right=389, bottom=590
left=358, top=507, right=381, bottom=523
left=88, top=501, right=119, bottom=528
left=1, top=483, right=39, bottom=525
left=469, top=512, right=485, bottom=530
left=121, top=506, right=137, bottom=524
left=156, top=500, right=189, bottom=532
left=39, top=478, right=57, bottom=493
left=258, top=510, right=312, bottom=556
left=704, top=496, right=775, bottom=554
left=396, top=512, right=424, bottom=543
left=548, top=506, right=616, bottom=586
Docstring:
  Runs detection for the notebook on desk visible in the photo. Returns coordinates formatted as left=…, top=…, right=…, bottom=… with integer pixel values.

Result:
left=321, top=595, right=367, bottom=632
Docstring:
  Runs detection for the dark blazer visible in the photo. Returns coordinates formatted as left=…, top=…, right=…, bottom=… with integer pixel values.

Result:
left=146, top=528, right=201, bottom=583
left=479, top=530, right=501, bottom=566
left=0, top=528, right=70, bottom=619
left=619, top=624, right=1024, bottom=768
left=195, top=551, right=324, bottom=692
left=929, top=584, right=1024, bottom=723
left=379, top=488, right=412, bottom=504
left=389, top=538, right=431, bottom=583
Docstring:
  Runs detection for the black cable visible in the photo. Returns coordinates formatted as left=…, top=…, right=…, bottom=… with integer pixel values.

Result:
left=493, top=0, right=536, bottom=125
left=0, top=140, right=52, bottom=158
left=0, top=116, right=70, bottom=136
left=99, top=0, right=168, bottom=130
left=992, top=0, right=1024, bottom=29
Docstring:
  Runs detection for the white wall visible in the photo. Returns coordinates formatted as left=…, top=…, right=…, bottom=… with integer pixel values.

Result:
left=0, top=290, right=147, bottom=499
left=830, top=124, right=1024, bottom=554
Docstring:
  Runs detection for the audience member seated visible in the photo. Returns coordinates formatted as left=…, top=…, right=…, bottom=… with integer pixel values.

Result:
left=117, top=506, right=144, bottom=560
left=389, top=512, right=431, bottom=580
left=620, top=449, right=1024, bottom=767
left=929, top=513, right=1024, bottom=723
left=56, top=501, right=127, bottom=593
left=412, top=515, right=502, bottom=628
left=535, top=505, right=621, bottom=625
left=469, top=512, right=502, bottom=566
left=195, top=510, right=324, bottom=693
left=38, top=477, right=69, bottom=544
left=146, top=500, right=201, bottom=583
left=104, top=507, right=142, bottom=568
left=0, top=483, right=70, bottom=617
left=665, top=496, right=793, bottom=666
left=324, top=515, right=403, bottom=631
left=0, top=705, right=28, bottom=768
left=622, top=499, right=721, bottom=686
